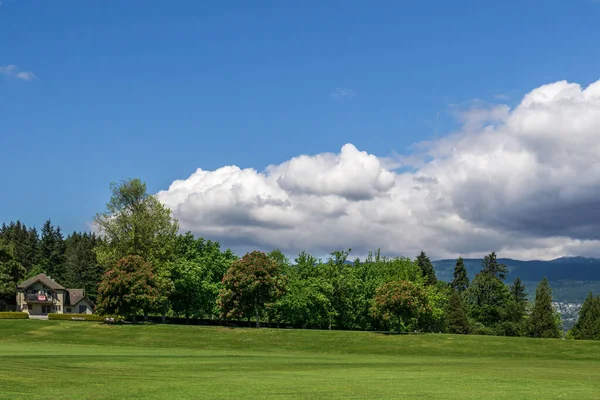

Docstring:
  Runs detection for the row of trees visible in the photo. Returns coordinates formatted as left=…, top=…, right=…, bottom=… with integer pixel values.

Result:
left=1, top=178, right=595, bottom=340
left=0, top=221, right=102, bottom=308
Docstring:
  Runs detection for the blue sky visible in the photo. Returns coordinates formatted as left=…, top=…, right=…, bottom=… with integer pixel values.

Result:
left=2, top=0, right=600, bottom=244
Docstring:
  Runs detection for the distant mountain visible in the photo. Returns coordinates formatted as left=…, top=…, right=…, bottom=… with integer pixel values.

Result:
left=433, top=256, right=600, bottom=282
left=433, top=256, right=600, bottom=304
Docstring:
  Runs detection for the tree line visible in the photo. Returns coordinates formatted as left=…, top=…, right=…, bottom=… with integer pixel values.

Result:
left=1, top=178, right=599, bottom=340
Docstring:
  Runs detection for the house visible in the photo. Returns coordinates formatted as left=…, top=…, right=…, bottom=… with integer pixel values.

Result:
left=15, top=273, right=95, bottom=316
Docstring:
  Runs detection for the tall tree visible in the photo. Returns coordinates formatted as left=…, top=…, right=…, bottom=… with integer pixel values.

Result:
left=39, top=220, right=66, bottom=281
left=63, top=232, right=104, bottom=300
left=416, top=251, right=437, bottom=285
left=93, top=178, right=179, bottom=267
left=481, top=252, right=507, bottom=280
left=446, top=289, right=469, bottom=334
left=528, top=277, right=561, bottom=338
left=451, top=257, right=469, bottom=292
left=570, top=293, right=600, bottom=340
left=217, top=251, right=286, bottom=328
left=96, top=255, right=161, bottom=321
left=0, top=240, right=26, bottom=310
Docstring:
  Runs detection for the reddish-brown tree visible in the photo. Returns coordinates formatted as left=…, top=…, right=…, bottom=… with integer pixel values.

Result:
left=96, top=255, right=160, bottom=321
left=217, top=251, right=286, bottom=327
left=371, top=280, right=431, bottom=332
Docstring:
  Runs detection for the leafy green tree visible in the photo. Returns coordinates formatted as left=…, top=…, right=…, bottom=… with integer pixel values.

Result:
left=416, top=251, right=437, bottom=285
left=528, top=277, right=561, bottom=338
left=93, top=179, right=179, bottom=267
left=570, top=292, right=600, bottom=340
left=371, top=280, right=431, bottom=332
left=0, top=241, right=26, bottom=310
left=451, top=257, right=469, bottom=292
left=96, top=255, right=161, bottom=321
left=217, top=251, right=286, bottom=328
left=170, top=233, right=236, bottom=322
left=446, top=289, right=469, bottom=334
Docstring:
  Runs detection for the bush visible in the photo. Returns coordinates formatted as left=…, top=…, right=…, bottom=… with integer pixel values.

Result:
left=47, top=313, right=104, bottom=321
left=0, top=312, right=29, bottom=319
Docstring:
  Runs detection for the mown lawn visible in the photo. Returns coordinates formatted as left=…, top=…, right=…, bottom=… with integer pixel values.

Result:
left=1, top=320, right=599, bottom=399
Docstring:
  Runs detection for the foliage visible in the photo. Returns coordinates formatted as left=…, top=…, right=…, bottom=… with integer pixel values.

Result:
left=39, top=219, right=66, bottom=281
left=47, top=313, right=104, bottom=321
left=570, top=292, right=600, bottom=340
left=466, top=268, right=511, bottom=328
left=62, top=232, right=104, bottom=301
left=93, top=178, right=179, bottom=267
left=371, top=280, right=431, bottom=332
left=96, top=255, right=161, bottom=319
left=451, top=257, right=469, bottom=292
left=218, top=251, right=286, bottom=327
left=0, top=241, right=26, bottom=310
left=481, top=251, right=507, bottom=280
left=528, top=277, right=561, bottom=339
left=446, top=290, right=469, bottom=334
left=0, top=311, right=28, bottom=319
left=416, top=251, right=437, bottom=285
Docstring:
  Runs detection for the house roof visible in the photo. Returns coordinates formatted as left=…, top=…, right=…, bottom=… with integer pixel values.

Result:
left=65, top=289, right=95, bottom=307
left=17, top=273, right=65, bottom=290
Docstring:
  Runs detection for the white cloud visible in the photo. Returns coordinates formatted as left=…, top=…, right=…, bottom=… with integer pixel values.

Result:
left=158, top=79, right=600, bottom=260
left=330, top=87, right=357, bottom=99
left=0, top=64, right=37, bottom=81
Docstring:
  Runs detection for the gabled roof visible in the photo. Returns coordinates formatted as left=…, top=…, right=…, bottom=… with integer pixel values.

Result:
left=16, top=273, right=65, bottom=290
left=65, top=289, right=95, bottom=307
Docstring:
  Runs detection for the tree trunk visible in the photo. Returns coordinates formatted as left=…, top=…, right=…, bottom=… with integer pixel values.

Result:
left=254, top=299, right=260, bottom=328
left=132, top=314, right=137, bottom=323
left=143, top=309, right=148, bottom=322
left=185, top=312, right=190, bottom=325
left=161, top=309, right=166, bottom=324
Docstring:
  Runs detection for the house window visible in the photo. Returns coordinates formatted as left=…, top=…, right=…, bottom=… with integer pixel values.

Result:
left=79, top=305, right=86, bottom=314
left=66, top=308, right=71, bottom=313
left=55, top=305, right=61, bottom=312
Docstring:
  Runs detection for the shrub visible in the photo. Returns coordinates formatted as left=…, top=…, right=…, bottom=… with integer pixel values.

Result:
left=47, top=313, right=104, bottom=321
left=0, top=312, right=29, bottom=319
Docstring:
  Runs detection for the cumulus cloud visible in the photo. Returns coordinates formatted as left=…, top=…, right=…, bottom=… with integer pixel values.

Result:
left=0, top=65, right=37, bottom=81
left=158, top=79, right=600, bottom=260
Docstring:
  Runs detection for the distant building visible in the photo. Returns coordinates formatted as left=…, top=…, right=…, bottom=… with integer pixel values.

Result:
left=15, top=273, right=95, bottom=316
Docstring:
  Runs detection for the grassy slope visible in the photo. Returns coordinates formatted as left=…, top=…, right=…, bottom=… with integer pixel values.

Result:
left=1, top=321, right=600, bottom=400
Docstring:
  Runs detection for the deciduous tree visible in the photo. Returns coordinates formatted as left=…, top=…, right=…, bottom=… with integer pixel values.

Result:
left=217, top=251, right=286, bottom=327
left=371, top=280, right=431, bottom=332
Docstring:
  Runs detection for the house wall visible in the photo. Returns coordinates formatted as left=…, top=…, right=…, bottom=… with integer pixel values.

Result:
left=16, top=283, right=65, bottom=314
left=64, top=299, right=94, bottom=315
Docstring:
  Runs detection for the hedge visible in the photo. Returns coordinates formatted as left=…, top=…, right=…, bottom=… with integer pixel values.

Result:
left=0, top=312, right=29, bottom=319
left=48, top=313, right=104, bottom=321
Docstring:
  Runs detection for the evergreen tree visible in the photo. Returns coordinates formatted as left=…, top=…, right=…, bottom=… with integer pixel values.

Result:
left=570, top=293, right=600, bottom=340
left=481, top=252, right=507, bottom=280
left=39, top=219, right=66, bottom=281
left=416, top=251, right=437, bottom=285
left=446, top=289, right=470, bottom=334
left=528, top=277, right=561, bottom=338
left=63, top=232, right=104, bottom=300
left=451, top=257, right=469, bottom=292
left=0, top=240, right=26, bottom=310
left=507, top=277, right=528, bottom=322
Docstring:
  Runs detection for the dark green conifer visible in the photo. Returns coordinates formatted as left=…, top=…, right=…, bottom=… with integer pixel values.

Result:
left=416, top=251, right=437, bottom=285
left=528, top=277, right=560, bottom=338
left=451, top=257, right=469, bottom=292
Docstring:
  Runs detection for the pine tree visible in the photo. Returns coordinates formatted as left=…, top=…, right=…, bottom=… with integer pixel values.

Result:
left=528, top=277, right=560, bottom=338
left=481, top=252, right=507, bottom=280
left=39, top=219, right=66, bottom=281
left=446, top=289, right=469, bottom=334
left=63, top=232, right=104, bottom=300
left=507, top=277, right=528, bottom=322
left=451, top=257, right=469, bottom=292
left=570, top=293, right=600, bottom=340
left=416, top=251, right=437, bottom=285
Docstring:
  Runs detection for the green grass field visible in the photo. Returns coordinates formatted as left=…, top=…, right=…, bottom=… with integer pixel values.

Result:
left=1, top=320, right=600, bottom=399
